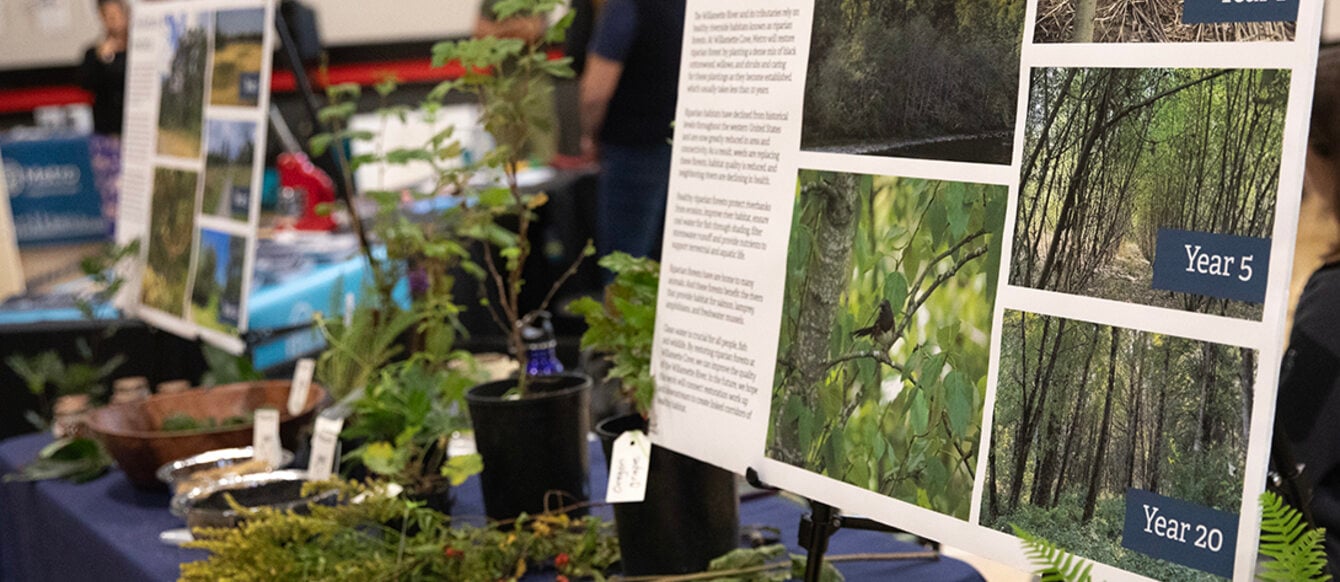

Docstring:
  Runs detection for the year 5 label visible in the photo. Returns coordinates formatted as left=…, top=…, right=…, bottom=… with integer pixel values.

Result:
left=1151, top=228, right=1270, bottom=304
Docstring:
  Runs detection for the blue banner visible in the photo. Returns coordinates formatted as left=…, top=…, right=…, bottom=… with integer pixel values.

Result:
left=2, top=135, right=108, bottom=246
left=1183, top=0, right=1299, bottom=24
left=1123, top=488, right=1238, bottom=578
left=1151, top=228, right=1270, bottom=304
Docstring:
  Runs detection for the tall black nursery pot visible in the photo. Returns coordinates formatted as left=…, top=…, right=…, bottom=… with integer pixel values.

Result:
left=596, top=413, right=740, bottom=576
left=466, top=373, right=592, bottom=521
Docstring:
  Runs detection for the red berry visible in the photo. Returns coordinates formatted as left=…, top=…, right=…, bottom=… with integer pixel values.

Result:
left=556, top=576, right=570, bottom=582
left=443, top=547, right=463, bottom=559
left=554, top=553, right=570, bottom=569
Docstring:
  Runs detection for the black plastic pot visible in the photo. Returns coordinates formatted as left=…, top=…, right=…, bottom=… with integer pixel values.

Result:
left=466, top=373, right=592, bottom=521
left=596, top=413, right=740, bottom=576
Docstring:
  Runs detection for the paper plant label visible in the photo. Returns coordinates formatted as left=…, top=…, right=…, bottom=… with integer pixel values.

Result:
left=1121, top=488, right=1238, bottom=578
left=605, top=430, right=652, bottom=504
left=306, top=416, right=344, bottom=481
left=253, top=408, right=282, bottom=467
left=288, top=358, right=315, bottom=415
left=1151, top=228, right=1270, bottom=304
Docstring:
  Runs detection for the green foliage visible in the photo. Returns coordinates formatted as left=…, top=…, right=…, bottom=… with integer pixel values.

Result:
left=703, top=544, right=844, bottom=581
left=198, top=344, right=263, bottom=387
left=6, top=339, right=125, bottom=429
left=76, top=239, right=140, bottom=320
left=569, top=252, right=659, bottom=416
left=182, top=480, right=620, bottom=582
left=1258, top=491, right=1331, bottom=582
left=314, top=307, right=421, bottom=400
left=768, top=172, right=1006, bottom=519
left=1012, top=524, right=1093, bottom=582
left=342, top=359, right=484, bottom=494
left=3, top=437, right=112, bottom=484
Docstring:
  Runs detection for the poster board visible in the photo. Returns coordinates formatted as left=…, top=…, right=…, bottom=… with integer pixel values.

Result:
left=651, top=0, right=1321, bottom=580
left=116, top=0, right=276, bottom=354
left=0, top=155, right=25, bottom=301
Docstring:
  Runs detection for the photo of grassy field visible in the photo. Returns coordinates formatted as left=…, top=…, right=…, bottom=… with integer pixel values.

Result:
left=141, top=168, right=199, bottom=316
left=210, top=9, right=265, bottom=107
left=202, top=119, right=257, bottom=220
left=156, top=12, right=209, bottom=159
left=191, top=229, right=246, bottom=333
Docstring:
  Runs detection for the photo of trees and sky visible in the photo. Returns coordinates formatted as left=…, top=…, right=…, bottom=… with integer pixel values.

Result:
left=191, top=229, right=246, bottom=333
left=982, top=310, right=1251, bottom=581
left=800, top=0, right=1025, bottom=164
left=211, top=9, right=265, bottom=107
left=766, top=170, right=1006, bottom=519
left=157, top=12, right=209, bottom=158
left=1034, top=0, right=1295, bottom=43
left=142, top=167, right=199, bottom=316
left=202, top=119, right=257, bottom=220
left=1010, top=67, right=1288, bottom=321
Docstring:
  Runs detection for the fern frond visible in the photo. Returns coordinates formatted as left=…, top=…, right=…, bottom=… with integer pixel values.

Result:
left=1257, top=491, right=1332, bottom=581
left=1012, top=524, right=1093, bottom=582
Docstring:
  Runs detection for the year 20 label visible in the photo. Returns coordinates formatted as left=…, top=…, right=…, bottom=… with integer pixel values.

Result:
left=1151, top=228, right=1270, bottom=304
left=1122, top=488, right=1238, bottom=578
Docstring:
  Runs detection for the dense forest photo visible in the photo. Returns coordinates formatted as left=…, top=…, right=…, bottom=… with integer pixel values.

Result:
left=1035, top=0, right=1295, bottom=43
left=766, top=170, right=1006, bottom=519
left=157, top=13, right=210, bottom=158
left=191, top=229, right=245, bottom=333
left=800, top=0, right=1025, bottom=164
left=142, top=168, right=199, bottom=316
left=1010, top=67, right=1288, bottom=320
left=982, top=311, right=1251, bottom=581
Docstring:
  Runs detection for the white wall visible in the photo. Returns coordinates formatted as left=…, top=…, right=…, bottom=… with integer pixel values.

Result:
left=305, top=0, right=482, bottom=47
left=0, top=0, right=104, bottom=71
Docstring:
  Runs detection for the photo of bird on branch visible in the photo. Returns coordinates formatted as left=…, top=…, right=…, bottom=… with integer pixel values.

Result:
left=767, top=170, right=1007, bottom=519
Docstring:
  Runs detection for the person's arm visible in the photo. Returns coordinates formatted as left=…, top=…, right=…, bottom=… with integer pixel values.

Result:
left=474, top=13, right=546, bottom=42
left=579, top=55, right=623, bottom=158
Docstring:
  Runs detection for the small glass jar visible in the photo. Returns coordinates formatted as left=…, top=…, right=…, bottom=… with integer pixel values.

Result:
left=111, top=376, right=151, bottom=404
left=52, top=394, right=92, bottom=438
left=157, top=379, right=192, bottom=395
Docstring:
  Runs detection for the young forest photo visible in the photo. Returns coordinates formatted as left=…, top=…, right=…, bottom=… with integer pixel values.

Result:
left=800, top=0, right=1025, bottom=164
left=982, top=311, right=1252, bottom=581
left=1010, top=67, right=1288, bottom=321
left=767, top=170, right=1005, bottom=519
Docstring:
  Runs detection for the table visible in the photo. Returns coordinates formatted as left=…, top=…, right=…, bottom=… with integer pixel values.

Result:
left=0, top=432, right=985, bottom=581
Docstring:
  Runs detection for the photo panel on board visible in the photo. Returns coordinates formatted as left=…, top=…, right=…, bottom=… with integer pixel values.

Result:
left=190, top=228, right=247, bottom=334
left=1010, top=66, right=1289, bottom=322
left=798, top=0, right=1025, bottom=165
left=142, top=167, right=200, bottom=316
left=156, top=11, right=211, bottom=159
left=1033, top=0, right=1298, bottom=43
left=201, top=118, right=257, bottom=221
left=764, top=169, right=1007, bottom=520
left=210, top=8, right=266, bottom=108
left=982, top=309, right=1253, bottom=581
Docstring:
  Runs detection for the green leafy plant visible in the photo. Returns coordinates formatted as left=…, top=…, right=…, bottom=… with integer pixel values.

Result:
left=198, top=344, right=263, bottom=387
left=342, top=359, right=485, bottom=494
left=182, top=479, right=620, bottom=582
left=1258, top=491, right=1331, bottom=582
left=569, top=252, right=659, bottom=417
left=75, top=239, right=141, bottom=320
left=1012, top=524, right=1093, bottom=582
left=3, top=437, right=112, bottom=484
left=6, top=338, right=126, bottom=429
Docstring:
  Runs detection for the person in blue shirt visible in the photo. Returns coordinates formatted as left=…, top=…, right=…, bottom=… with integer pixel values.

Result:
left=579, top=0, right=685, bottom=263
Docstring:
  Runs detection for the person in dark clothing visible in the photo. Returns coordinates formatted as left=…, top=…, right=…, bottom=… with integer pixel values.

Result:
left=579, top=0, right=684, bottom=262
left=79, top=0, right=128, bottom=136
left=1273, top=44, right=1340, bottom=575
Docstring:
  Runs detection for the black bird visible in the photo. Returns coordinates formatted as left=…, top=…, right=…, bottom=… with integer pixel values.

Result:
left=852, top=299, right=895, bottom=346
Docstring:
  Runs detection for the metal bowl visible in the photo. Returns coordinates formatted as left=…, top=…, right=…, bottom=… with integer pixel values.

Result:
left=170, top=469, right=339, bottom=530
left=156, top=447, right=295, bottom=493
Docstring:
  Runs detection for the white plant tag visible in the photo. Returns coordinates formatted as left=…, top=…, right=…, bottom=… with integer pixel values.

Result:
left=306, top=416, right=344, bottom=481
left=288, top=358, right=315, bottom=415
left=605, top=430, right=652, bottom=504
left=343, top=292, right=356, bottom=327
left=253, top=408, right=282, bottom=467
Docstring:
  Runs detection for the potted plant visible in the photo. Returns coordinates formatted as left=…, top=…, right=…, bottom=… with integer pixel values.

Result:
left=570, top=252, right=741, bottom=575
left=312, top=0, right=592, bottom=521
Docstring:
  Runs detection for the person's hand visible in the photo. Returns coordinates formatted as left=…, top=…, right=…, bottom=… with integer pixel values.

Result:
left=580, top=135, right=599, bottom=163
left=97, top=36, right=124, bottom=63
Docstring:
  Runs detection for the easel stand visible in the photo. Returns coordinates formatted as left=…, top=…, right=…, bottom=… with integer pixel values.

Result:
left=747, top=468, right=940, bottom=582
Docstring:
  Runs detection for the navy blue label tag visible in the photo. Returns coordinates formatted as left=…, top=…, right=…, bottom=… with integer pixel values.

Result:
left=239, top=72, right=261, bottom=102
left=1122, top=488, right=1238, bottom=578
left=1182, top=0, right=1299, bottom=24
left=1151, top=228, right=1270, bottom=304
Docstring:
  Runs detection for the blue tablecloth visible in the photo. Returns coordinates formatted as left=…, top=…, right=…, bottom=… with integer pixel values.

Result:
left=0, top=432, right=985, bottom=581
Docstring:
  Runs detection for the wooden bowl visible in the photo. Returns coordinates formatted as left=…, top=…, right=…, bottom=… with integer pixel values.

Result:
left=85, top=380, right=326, bottom=489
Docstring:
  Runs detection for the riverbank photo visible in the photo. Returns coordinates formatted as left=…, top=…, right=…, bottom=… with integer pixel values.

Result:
left=799, top=0, right=1025, bottom=165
